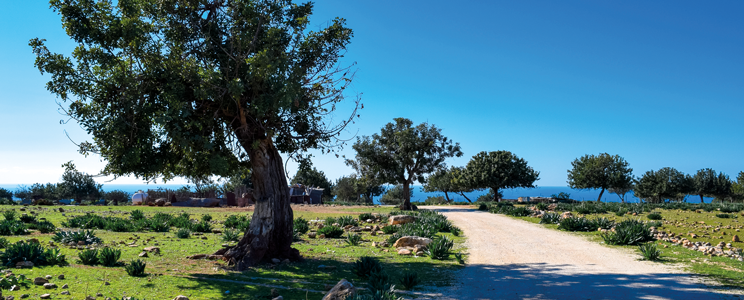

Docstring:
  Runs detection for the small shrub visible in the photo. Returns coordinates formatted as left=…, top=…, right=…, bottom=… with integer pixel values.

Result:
left=293, top=217, right=310, bottom=234
left=222, top=229, right=240, bottom=242
left=201, top=214, right=213, bottom=222
left=3, top=211, right=16, bottom=221
left=105, top=219, right=134, bottom=232
left=505, top=206, right=532, bottom=217
left=398, top=272, right=419, bottom=290
left=78, top=249, right=99, bottom=265
left=337, top=215, right=358, bottom=227
left=346, top=233, right=362, bottom=246
left=454, top=253, right=465, bottom=264
left=0, top=220, right=28, bottom=236
left=615, top=209, right=627, bottom=217
left=647, top=213, right=662, bottom=220
left=426, top=236, right=454, bottom=260
left=358, top=213, right=374, bottom=222
left=601, top=219, right=654, bottom=246
left=558, top=217, right=598, bottom=232
left=224, top=215, right=250, bottom=231
left=125, top=259, right=147, bottom=276
left=52, top=230, right=101, bottom=245
left=30, top=221, right=56, bottom=233
left=324, top=217, right=337, bottom=225
left=716, top=213, right=734, bottom=219
left=0, top=273, right=31, bottom=290
left=318, top=225, right=344, bottom=238
left=175, top=228, right=191, bottom=239
left=592, top=217, right=615, bottom=230
left=639, top=243, right=661, bottom=261
left=351, top=256, right=382, bottom=278
left=169, top=215, right=192, bottom=229
left=539, top=212, right=561, bottom=225
left=130, top=210, right=145, bottom=221
left=381, top=225, right=398, bottom=235
left=18, top=215, right=36, bottom=223
left=97, top=247, right=121, bottom=267
left=478, top=203, right=488, bottom=211
left=191, top=221, right=212, bottom=233
left=450, top=226, right=461, bottom=237
left=148, top=220, right=170, bottom=232
left=0, top=241, right=66, bottom=267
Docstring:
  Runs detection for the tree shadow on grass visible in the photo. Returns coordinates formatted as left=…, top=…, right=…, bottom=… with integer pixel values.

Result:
left=173, top=257, right=462, bottom=299
left=433, top=262, right=742, bottom=300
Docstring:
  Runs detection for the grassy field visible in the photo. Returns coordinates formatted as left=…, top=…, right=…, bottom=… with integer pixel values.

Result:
left=0, top=204, right=465, bottom=300
left=497, top=203, right=744, bottom=289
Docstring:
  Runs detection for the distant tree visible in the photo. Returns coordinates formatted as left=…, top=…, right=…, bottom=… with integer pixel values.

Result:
left=423, top=167, right=456, bottom=203
left=350, top=118, right=462, bottom=210
left=31, top=0, right=359, bottom=268
left=380, top=185, right=413, bottom=205
left=290, top=161, right=332, bottom=200
left=29, top=183, right=61, bottom=200
left=344, top=156, right=385, bottom=204
left=567, top=153, right=633, bottom=202
left=104, top=190, right=131, bottom=206
left=464, top=151, right=539, bottom=202
left=607, top=185, right=633, bottom=203
left=14, top=186, right=31, bottom=201
left=449, top=166, right=475, bottom=202
left=477, top=190, right=504, bottom=202
left=692, top=168, right=732, bottom=203
left=730, top=172, right=744, bottom=202
left=58, top=161, right=102, bottom=202
left=333, top=175, right=360, bottom=202
left=634, top=167, right=692, bottom=203
left=0, top=188, right=12, bottom=200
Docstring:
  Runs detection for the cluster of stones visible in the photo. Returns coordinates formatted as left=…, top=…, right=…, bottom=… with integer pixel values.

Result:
left=652, top=227, right=744, bottom=261
left=307, top=214, right=389, bottom=239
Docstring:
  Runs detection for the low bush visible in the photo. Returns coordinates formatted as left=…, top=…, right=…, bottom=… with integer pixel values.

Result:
left=639, top=243, right=661, bottom=261
left=224, top=215, right=250, bottom=231
left=478, top=203, right=488, bottom=211
left=539, top=212, right=561, bottom=225
left=148, top=220, right=170, bottom=232
left=381, top=225, right=398, bottom=235
left=318, top=225, right=344, bottom=238
left=52, top=230, right=101, bottom=245
left=398, top=271, right=419, bottom=290
left=324, top=216, right=337, bottom=225
left=201, top=214, right=213, bottom=222
left=368, top=270, right=391, bottom=294
left=175, top=228, right=191, bottom=239
left=337, top=215, right=359, bottom=227
left=105, top=219, right=135, bottom=232
left=647, top=213, right=662, bottom=220
left=97, top=247, right=121, bottom=267
left=191, top=221, right=212, bottom=233
left=716, top=213, right=734, bottom=219
left=426, top=236, right=454, bottom=260
left=601, top=219, right=653, bottom=246
left=78, top=249, right=99, bottom=265
left=558, top=217, right=598, bottom=232
left=454, top=253, right=465, bottom=264
left=130, top=210, right=145, bottom=221
left=0, top=273, right=31, bottom=290
left=593, top=217, right=615, bottom=230
left=293, top=217, right=310, bottom=234
left=0, top=241, right=67, bottom=267
left=346, top=233, right=362, bottom=246
left=29, top=220, right=56, bottom=233
left=615, top=209, right=628, bottom=217
left=0, top=220, right=28, bottom=236
left=222, top=229, right=240, bottom=242
left=358, top=213, right=374, bottom=222
left=450, top=226, right=462, bottom=237
left=351, top=256, right=382, bottom=279
left=0, top=238, right=8, bottom=248
left=169, top=215, right=192, bottom=229
left=3, top=211, right=16, bottom=221
left=125, top=259, right=147, bottom=276
left=18, top=215, right=36, bottom=223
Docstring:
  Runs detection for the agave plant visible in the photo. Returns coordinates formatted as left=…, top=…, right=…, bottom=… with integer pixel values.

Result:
left=52, top=230, right=102, bottom=245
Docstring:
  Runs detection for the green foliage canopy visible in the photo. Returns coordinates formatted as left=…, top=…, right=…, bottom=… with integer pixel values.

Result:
left=634, top=167, right=693, bottom=203
left=290, top=161, right=332, bottom=199
left=58, top=161, right=102, bottom=202
left=691, top=168, right=731, bottom=203
left=567, top=153, right=633, bottom=202
left=350, top=118, right=462, bottom=209
left=463, top=151, right=539, bottom=201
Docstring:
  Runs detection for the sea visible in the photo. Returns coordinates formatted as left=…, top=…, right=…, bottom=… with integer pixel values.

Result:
left=0, top=184, right=715, bottom=204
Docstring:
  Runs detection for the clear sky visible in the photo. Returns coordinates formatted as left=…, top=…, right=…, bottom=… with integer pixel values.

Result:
left=1, top=1, right=743, bottom=187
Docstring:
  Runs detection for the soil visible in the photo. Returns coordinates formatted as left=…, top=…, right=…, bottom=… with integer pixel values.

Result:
left=427, top=206, right=742, bottom=300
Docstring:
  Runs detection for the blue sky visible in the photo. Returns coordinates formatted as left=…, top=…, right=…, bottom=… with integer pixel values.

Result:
left=1, top=1, right=743, bottom=187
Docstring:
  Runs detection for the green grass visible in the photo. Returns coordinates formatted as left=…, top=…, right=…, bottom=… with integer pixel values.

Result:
left=0, top=205, right=464, bottom=299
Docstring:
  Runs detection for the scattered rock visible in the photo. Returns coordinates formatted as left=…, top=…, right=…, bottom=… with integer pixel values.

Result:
left=560, top=212, right=573, bottom=219
left=173, top=296, right=189, bottom=300
left=139, top=251, right=149, bottom=257
left=733, top=235, right=741, bottom=242
left=45, top=275, right=52, bottom=280
left=15, top=261, right=33, bottom=268
left=308, top=232, right=317, bottom=238
left=186, top=254, right=207, bottom=259
left=389, top=215, right=415, bottom=225
left=143, top=246, right=160, bottom=253
left=97, top=293, right=104, bottom=297
left=393, top=236, right=433, bottom=248
left=43, top=283, right=57, bottom=289
left=40, top=294, right=51, bottom=299
left=61, top=284, right=68, bottom=289
left=104, top=282, right=110, bottom=286
left=33, top=277, right=49, bottom=285
left=319, top=234, right=326, bottom=239
left=61, top=291, right=70, bottom=295
left=322, top=279, right=356, bottom=300
left=9, top=285, right=20, bottom=291
left=397, top=249, right=412, bottom=255
left=271, top=258, right=281, bottom=264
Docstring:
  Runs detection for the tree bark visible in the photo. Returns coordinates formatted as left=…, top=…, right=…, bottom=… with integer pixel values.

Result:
left=221, top=138, right=300, bottom=270
left=401, top=181, right=413, bottom=210
left=597, top=188, right=605, bottom=202
left=444, top=191, right=451, bottom=203
left=493, top=188, right=499, bottom=202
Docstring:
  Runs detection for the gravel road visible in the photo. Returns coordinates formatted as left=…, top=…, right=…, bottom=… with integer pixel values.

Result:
left=426, top=206, right=741, bottom=300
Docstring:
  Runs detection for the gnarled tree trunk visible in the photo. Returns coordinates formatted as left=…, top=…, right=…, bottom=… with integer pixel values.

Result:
left=401, top=182, right=413, bottom=210
left=221, top=138, right=300, bottom=270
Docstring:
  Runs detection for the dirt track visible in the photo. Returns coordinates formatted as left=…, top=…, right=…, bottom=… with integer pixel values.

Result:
left=427, top=206, right=740, bottom=300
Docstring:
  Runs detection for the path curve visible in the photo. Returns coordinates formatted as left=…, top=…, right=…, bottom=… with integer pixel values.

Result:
left=427, top=206, right=740, bottom=300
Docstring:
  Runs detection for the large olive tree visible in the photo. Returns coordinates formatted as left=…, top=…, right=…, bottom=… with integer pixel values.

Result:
left=31, top=0, right=359, bottom=270
left=350, top=118, right=462, bottom=210
left=567, top=153, right=633, bottom=202
left=464, top=151, right=540, bottom=202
